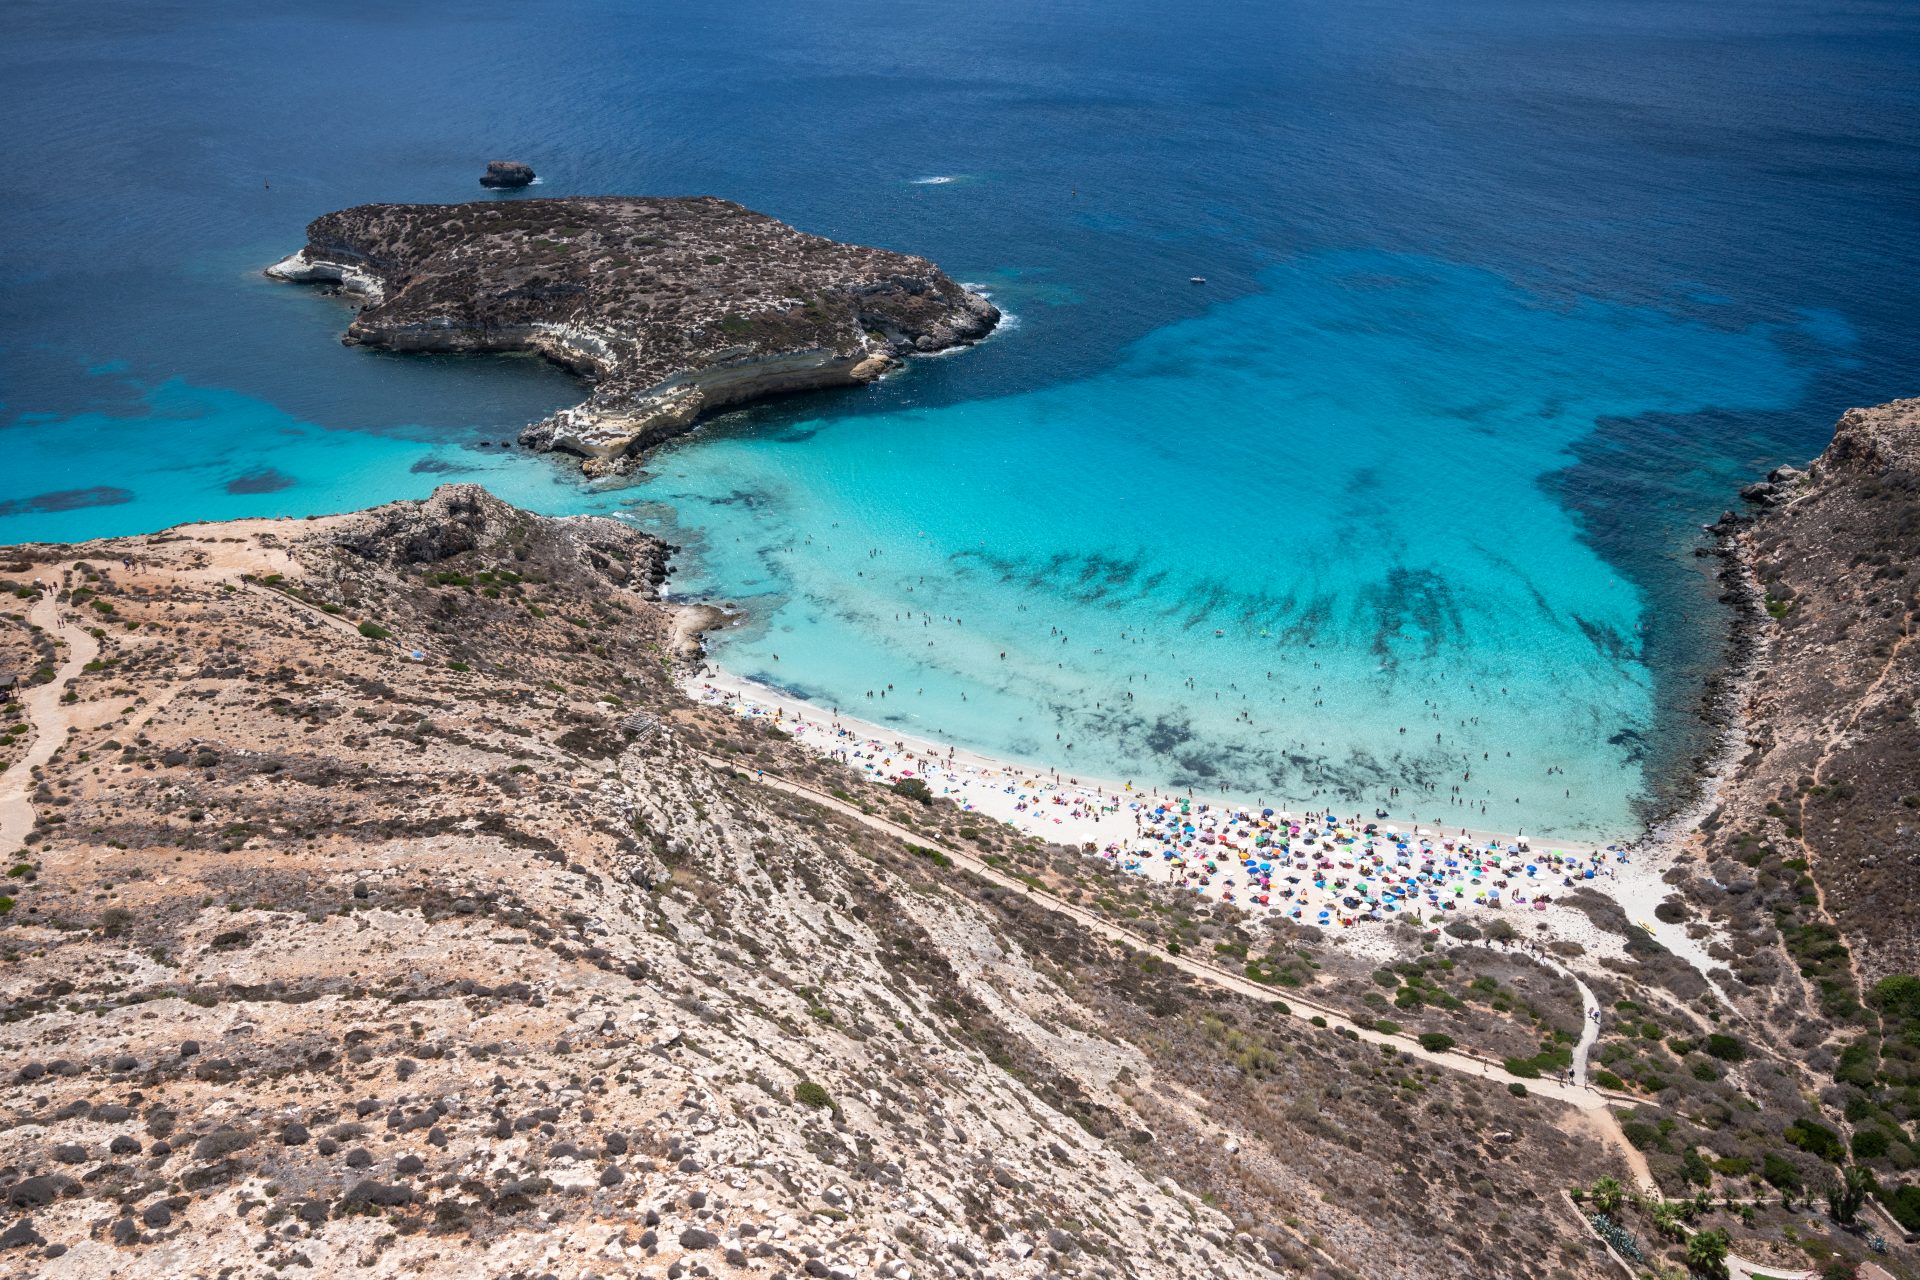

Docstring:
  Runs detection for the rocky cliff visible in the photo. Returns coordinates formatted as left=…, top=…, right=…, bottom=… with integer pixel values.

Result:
left=1571, top=399, right=1920, bottom=1260
left=267, top=198, right=999, bottom=473
left=1684, top=399, right=1920, bottom=987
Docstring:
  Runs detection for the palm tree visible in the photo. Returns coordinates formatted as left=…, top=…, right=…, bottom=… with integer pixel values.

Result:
left=1685, top=1226, right=1730, bottom=1279
left=1589, top=1175, right=1625, bottom=1216
left=1826, top=1164, right=1872, bottom=1225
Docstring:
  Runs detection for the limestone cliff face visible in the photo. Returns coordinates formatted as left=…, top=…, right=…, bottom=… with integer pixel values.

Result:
left=1673, top=398, right=1920, bottom=995
left=267, top=197, right=998, bottom=473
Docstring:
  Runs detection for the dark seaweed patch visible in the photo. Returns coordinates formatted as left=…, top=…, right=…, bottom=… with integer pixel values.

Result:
left=0, top=485, right=134, bottom=517
left=1572, top=614, right=1637, bottom=666
left=225, top=468, right=297, bottom=495
left=1363, top=566, right=1463, bottom=667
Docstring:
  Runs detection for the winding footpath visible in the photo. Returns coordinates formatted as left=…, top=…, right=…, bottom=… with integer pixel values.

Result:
left=700, top=753, right=1657, bottom=1184
left=710, top=756, right=1843, bottom=1279
left=1533, top=951, right=1603, bottom=1088
left=0, top=578, right=99, bottom=855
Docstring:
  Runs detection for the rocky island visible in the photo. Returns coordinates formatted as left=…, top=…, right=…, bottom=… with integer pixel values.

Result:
left=266, top=197, right=999, bottom=473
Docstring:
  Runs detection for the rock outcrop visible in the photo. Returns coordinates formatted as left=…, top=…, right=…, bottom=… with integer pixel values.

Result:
left=1696, top=398, right=1920, bottom=984
left=478, top=160, right=535, bottom=189
left=267, top=197, right=999, bottom=473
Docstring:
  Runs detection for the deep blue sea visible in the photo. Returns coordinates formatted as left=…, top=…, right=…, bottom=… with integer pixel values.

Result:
left=4, top=0, right=1916, bottom=835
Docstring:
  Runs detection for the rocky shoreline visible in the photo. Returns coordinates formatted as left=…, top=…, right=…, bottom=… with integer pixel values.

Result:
left=1622, top=484, right=1784, bottom=849
left=268, top=197, right=999, bottom=475
left=1677, top=398, right=1920, bottom=981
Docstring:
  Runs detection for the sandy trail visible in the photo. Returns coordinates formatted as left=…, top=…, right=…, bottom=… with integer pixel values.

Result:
left=1536, top=954, right=1603, bottom=1088
left=0, top=574, right=100, bottom=854
left=703, top=750, right=1657, bottom=1186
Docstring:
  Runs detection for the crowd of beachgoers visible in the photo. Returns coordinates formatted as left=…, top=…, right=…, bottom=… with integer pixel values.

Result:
left=688, top=676, right=1644, bottom=938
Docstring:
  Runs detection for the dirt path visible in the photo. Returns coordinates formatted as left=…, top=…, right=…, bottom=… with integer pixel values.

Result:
left=235, top=578, right=366, bottom=640
left=1794, top=616, right=1917, bottom=1026
left=1534, top=953, right=1602, bottom=1088
left=704, top=754, right=1658, bottom=1189
left=0, top=578, right=100, bottom=854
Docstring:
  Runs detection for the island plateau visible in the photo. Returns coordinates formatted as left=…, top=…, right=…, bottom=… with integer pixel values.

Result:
left=266, top=197, right=999, bottom=474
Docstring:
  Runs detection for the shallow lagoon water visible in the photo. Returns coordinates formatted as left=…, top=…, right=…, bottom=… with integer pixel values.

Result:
left=3, top=0, right=1916, bottom=835
left=634, top=251, right=1823, bottom=835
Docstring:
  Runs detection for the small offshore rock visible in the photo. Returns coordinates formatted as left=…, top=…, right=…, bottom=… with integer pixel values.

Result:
left=479, top=160, right=536, bottom=189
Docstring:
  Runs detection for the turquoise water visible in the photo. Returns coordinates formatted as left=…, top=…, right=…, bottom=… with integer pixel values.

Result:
left=3, top=0, right=1916, bottom=835
left=636, top=252, right=1821, bottom=835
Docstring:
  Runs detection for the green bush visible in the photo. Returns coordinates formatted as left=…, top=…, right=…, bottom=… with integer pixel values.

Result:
left=1621, top=1120, right=1663, bottom=1151
left=1871, top=973, right=1920, bottom=1024
left=1785, top=1117, right=1847, bottom=1163
left=1702, top=1033, right=1746, bottom=1062
left=1852, top=1128, right=1891, bottom=1160
left=1418, top=1032, right=1455, bottom=1053
left=357, top=621, right=392, bottom=640
left=1507, top=1082, right=1527, bottom=1097
left=793, top=1080, right=833, bottom=1110
left=1762, top=1151, right=1802, bottom=1191
left=904, top=843, right=952, bottom=869
left=1835, top=1036, right=1880, bottom=1087
left=1883, top=1182, right=1920, bottom=1232
left=891, top=777, right=933, bottom=804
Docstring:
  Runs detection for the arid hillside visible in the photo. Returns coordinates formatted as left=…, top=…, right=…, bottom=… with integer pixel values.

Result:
left=0, top=487, right=1625, bottom=1280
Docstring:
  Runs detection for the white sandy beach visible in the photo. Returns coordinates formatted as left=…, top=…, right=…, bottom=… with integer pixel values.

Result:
left=684, top=665, right=1716, bottom=971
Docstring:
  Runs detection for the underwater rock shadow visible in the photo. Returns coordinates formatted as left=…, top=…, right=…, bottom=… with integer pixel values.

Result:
left=0, top=485, right=135, bottom=517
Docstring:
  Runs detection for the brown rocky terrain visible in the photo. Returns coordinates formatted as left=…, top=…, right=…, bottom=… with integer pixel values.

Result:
left=0, top=486, right=1633, bottom=1280
left=1531, top=397, right=1920, bottom=1276
left=1697, top=397, right=1920, bottom=986
left=266, top=198, right=998, bottom=474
